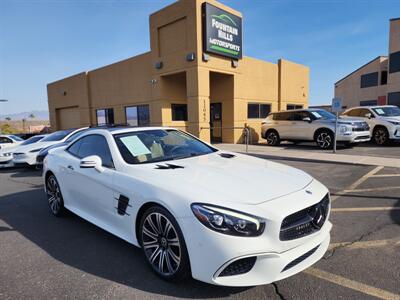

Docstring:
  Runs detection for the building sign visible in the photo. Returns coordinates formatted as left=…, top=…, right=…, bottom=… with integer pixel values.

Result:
left=202, top=3, right=242, bottom=60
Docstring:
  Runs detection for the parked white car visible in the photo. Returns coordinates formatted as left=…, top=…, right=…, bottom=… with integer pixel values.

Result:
left=261, top=109, right=371, bottom=149
left=342, top=105, right=400, bottom=145
left=43, top=127, right=331, bottom=286
left=0, top=134, right=47, bottom=165
left=13, top=128, right=87, bottom=166
left=0, top=135, right=24, bottom=150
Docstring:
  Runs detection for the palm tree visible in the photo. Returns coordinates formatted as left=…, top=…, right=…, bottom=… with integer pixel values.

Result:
left=28, top=113, right=35, bottom=120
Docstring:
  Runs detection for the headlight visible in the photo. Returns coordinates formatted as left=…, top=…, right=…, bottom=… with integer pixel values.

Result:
left=0, top=152, right=11, bottom=157
left=29, top=148, right=43, bottom=153
left=191, top=203, right=265, bottom=237
left=339, top=125, right=351, bottom=134
left=388, top=121, right=400, bottom=125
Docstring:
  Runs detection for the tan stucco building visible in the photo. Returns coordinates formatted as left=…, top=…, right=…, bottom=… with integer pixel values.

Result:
left=47, top=0, right=309, bottom=144
left=335, top=18, right=400, bottom=109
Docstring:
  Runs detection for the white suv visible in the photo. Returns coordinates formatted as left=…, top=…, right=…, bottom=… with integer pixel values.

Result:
left=261, top=109, right=370, bottom=149
left=342, top=105, right=400, bottom=145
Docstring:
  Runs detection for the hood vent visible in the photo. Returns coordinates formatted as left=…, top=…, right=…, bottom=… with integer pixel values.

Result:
left=219, top=153, right=236, bottom=159
left=155, top=163, right=184, bottom=170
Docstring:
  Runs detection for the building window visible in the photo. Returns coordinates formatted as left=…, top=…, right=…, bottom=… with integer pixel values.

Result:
left=96, top=108, right=114, bottom=126
left=286, top=104, right=303, bottom=110
left=360, top=72, right=378, bottom=88
left=389, top=51, right=400, bottom=74
left=171, top=104, right=188, bottom=121
left=359, top=100, right=377, bottom=106
left=125, top=105, right=150, bottom=126
left=381, top=71, right=388, bottom=85
left=388, top=92, right=400, bottom=107
left=247, top=103, right=271, bottom=119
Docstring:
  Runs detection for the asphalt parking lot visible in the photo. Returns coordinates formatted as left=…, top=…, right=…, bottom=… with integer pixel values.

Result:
left=0, top=159, right=399, bottom=300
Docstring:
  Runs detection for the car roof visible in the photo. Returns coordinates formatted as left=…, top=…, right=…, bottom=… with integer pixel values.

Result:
left=345, top=105, right=397, bottom=110
left=83, top=126, right=178, bottom=135
left=272, top=108, right=325, bottom=113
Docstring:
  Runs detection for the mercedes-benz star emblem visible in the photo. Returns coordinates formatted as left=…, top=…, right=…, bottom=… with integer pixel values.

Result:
left=311, top=203, right=326, bottom=229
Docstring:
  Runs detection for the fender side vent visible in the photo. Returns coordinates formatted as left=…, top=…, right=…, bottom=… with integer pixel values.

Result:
left=116, top=195, right=130, bottom=216
left=219, top=153, right=236, bottom=158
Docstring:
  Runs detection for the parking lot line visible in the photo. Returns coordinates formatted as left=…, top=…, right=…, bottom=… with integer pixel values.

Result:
left=331, top=207, right=400, bottom=212
left=328, top=238, right=400, bottom=251
left=331, top=166, right=384, bottom=202
left=343, top=186, right=400, bottom=193
left=304, top=268, right=400, bottom=300
left=371, top=174, right=400, bottom=178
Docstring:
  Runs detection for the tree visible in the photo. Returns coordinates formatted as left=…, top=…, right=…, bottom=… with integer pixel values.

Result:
left=5, top=117, right=11, bottom=121
left=28, top=113, right=35, bottom=119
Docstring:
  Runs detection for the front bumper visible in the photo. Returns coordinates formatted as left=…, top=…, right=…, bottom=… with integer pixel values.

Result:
left=13, top=153, right=38, bottom=166
left=389, top=126, right=400, bottom=140
left=337, top=131, right=370, bottom=143
left=179, top=180, right=331, bottom=286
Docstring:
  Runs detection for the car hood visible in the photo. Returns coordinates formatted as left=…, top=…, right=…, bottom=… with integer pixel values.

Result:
left=127, top=152, right=313, bottom=205
left=12, top=141, right=59, bottom=153
left=383, top=116, right=400, bottom=123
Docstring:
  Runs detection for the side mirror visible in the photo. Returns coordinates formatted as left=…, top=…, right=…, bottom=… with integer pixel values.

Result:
left=365, top=113, right=372, bottom=119
left=80, top=155, right=104, bottom=173
left=302, top=117, right=311, bottom=123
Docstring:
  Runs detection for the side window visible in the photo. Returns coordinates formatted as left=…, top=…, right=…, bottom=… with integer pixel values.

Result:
left=77, top=135, right=114, bottom=168
left=0, top=137, right=13, bottom=144
left=67, top=139, right=83, bottom=157
left=66, top=130, right=86, bottom=143
left=292, top=111, right=308, bottom=121
left=347, top=109, right=361, bottom=117
left=358, top=109, right=371, bottom=118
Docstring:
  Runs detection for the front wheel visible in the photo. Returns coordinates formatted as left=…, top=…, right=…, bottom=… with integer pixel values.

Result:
left=315, top=130, right=334, bottom=150
left=265, top=130, right=281, bottom=146
left=139, top=206, right=191, bottom=281
left=45, top=174, right=66, bottom=216
left=373, top=127, right=389, bottom=145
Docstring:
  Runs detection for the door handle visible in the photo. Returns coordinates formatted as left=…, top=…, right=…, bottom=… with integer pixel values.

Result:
left=67, top=165, right=74, bottom=171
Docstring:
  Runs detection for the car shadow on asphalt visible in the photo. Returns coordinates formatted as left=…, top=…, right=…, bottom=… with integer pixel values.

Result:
left=391, top=199, right=400, bottom=225
left=0, top=188, right=251, bottom=298
left=0, top=167, right=42, bottom=178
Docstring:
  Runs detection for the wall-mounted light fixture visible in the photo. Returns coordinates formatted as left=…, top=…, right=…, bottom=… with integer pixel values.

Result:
left=202, top=53, right=210, bottom=62
left=231, top=60, right=238, bottom=68
left=186, top=53, right=196, bottom=62
left=155, top=62, right=163, bottom=69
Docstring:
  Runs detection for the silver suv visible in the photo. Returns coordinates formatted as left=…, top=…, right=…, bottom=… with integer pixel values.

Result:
left=342, top=105, right=400, bottom=145
left=261, top=109, right=371, bottom=149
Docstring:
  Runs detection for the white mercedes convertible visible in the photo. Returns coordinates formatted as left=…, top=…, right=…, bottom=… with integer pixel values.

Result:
left=43, top=127, right=331, bottom=286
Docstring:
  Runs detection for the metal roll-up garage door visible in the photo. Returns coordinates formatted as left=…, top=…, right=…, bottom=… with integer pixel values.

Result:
left=56, top=107, right=80, bottom=130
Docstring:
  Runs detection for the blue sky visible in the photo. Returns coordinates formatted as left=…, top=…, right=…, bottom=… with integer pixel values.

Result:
left=1, top=0, right=399, bottom=115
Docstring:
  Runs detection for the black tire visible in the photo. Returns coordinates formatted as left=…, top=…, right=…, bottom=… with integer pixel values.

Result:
left=139, top=206, right=191, bottom=282
left=265, top=130, right=281, bottom=146
left=315, top=130, right=334, bottom=150
left=45, top=174, right=66, bottom=217
left=373, top=127, right=389, bottom=145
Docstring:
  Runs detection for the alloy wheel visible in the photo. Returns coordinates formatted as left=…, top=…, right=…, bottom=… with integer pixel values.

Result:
left=374, top=129, right=388, bottom=145
left=46, top=176, right=62, bottom=214
left=266, top=132, right=278, bottom=145
left=316, top=132, right=332, bottom=149
left=142, top=212, right=181, bottom=276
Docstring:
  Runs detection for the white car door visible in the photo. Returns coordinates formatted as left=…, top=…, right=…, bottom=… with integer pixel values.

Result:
left=61, top=134, right=117, bottom=227
left=288, top=111, right=314, bottom=140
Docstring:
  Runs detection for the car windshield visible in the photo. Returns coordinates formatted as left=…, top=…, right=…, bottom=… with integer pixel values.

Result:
left=9, top=135, right=24, bottom=141
left=309, top=110, right=336, bottom=120
left=20, top=135, right=45, bottom=146
left=114, top=129, right=217, bottom=164
left=41, top=129, right=73, bottom=142
left=372, top=106, right=400, bottom=117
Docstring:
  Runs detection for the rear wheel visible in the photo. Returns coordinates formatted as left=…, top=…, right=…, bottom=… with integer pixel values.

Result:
left=139, top=206, right=190, bottom=281
left=265, top=130, right=280, bottom=146
left=45, top=174, right=66, bottom=216
left=315, top=130, right=334, bottom=150
left=373, top=127, right=389, bottom=145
